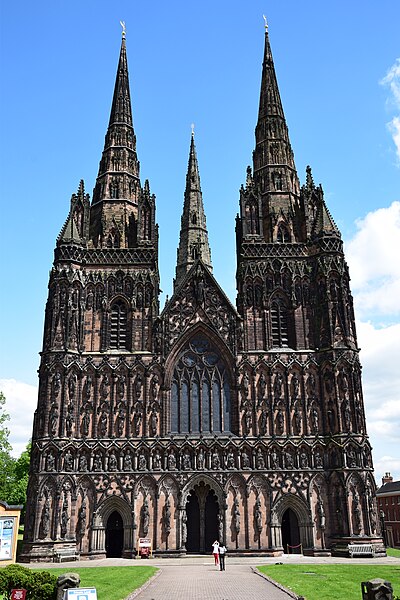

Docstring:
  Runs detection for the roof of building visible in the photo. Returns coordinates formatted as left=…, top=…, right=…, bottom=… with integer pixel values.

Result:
left=376, top=480, right=400, bottom=495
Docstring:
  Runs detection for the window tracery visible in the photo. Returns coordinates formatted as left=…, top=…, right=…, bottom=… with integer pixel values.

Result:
left=171, top=335, right=231, bottom=434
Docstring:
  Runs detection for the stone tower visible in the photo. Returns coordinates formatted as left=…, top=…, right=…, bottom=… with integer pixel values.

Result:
left=21, top=26, right=383, bottom=562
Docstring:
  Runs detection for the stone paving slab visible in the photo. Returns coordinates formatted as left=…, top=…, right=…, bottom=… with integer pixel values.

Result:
left=130, top=564, right=293, bottom=600
left=23, top=554, right=398, bottom=569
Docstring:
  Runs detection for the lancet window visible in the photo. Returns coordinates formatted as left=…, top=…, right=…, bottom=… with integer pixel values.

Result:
left=271, top=298, right=289, bottom=347
left=110, top=300, right=128, bottom=349
left=171, top=335, right=231, bottom=434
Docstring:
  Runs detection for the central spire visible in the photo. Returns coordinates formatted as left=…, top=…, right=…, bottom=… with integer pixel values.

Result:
left=174, top=132, right=212, bottom=291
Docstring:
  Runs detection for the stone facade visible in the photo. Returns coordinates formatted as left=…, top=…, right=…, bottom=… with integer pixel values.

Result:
left=21, top=28, right=383, bottom=562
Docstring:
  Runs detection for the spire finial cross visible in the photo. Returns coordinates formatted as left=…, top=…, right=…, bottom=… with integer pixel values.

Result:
left=263, top=15, right=268, bottom=32
left=120, top=21, right=126, bottom=38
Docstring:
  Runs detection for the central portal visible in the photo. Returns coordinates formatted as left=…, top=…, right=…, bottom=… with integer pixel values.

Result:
left=186, top=482, right=219, bottom=553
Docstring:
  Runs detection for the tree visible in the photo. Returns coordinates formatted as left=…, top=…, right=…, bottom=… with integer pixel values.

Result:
left=0, top=392, right=31, bottom=509
left=0, top=391, right=15, bottom=502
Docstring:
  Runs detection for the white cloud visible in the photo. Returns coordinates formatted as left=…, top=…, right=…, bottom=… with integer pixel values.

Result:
left=345, top=201, right=400, bottom=318
left=0, top=379, right=36, bottom=458
left=381, top=58, right=400, bottom=107
left=344, top=203, right=400, bottom=482
left=380, top=58, right=400, bottom=161
left=387, top=116, right=400, bottom=161
left=356, top=320, right=400, bottom=483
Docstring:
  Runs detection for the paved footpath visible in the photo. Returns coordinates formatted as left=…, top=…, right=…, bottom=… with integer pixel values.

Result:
left=130, top=563, right=292, bottom=600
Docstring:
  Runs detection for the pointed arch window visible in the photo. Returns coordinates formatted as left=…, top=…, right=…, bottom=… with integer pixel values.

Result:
left=271, top=299, right=289, bottom=347
left=191, top=212, right=197, bottom=225
left=110, top=300, right=128, bottom=349
left=277, top=224, right=290, bottom=243
left=245, top=202, right=259, bottom=235
left=171, top=335, right=231, bottom=434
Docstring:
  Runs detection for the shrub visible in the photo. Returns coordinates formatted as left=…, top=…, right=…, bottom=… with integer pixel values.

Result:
left=0, top=564, right=57, bottom=600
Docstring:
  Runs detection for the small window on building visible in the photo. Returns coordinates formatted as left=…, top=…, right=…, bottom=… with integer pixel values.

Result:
left=110, top=300, right=128, bottom=349
left=271, top=300, right=289, bottom=347
left=277, top=224, right=290, bottom=243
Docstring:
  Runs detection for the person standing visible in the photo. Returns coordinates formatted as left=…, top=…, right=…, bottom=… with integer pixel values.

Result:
left=212, top=540, right=219, bottom=566
left=218, top=544, right=227, bottom=571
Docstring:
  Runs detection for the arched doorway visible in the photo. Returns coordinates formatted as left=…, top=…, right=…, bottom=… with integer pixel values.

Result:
left=185, top=482, right=219, bottom=553
left=281, top=508, right=300, bottom=554
left=105, top=510, right=123, bottom=558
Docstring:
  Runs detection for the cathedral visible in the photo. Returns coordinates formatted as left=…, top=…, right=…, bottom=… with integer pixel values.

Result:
left=21, top=24, right=384, bottom=561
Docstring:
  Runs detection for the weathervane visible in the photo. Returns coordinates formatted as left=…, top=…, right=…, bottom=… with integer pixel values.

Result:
left=120, top=21, right=126, bottom=38
left=263, top=15, right=268, bottom=32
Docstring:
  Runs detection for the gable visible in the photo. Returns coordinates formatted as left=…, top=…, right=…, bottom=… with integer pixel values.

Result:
left=162, top=261, right=240, bottom=355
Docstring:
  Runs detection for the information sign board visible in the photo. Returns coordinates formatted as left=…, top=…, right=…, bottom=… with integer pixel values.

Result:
left=65, top=589, right=97, bottom=600
left=0, top=517, right=15, bottom=561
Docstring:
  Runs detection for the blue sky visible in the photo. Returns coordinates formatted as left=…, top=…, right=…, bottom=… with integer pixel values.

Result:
left=0, top=1, right=399, bottom=479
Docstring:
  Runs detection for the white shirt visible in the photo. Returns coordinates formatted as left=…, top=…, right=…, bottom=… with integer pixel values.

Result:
left=212, top=542, right=219, bottom=553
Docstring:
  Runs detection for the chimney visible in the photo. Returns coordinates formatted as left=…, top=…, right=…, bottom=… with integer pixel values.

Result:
left=382, top=472, right=393, bottom=485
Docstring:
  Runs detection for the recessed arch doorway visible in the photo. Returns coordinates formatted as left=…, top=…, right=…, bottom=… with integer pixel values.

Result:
left=186, top=482, right=219, bottom=553
left=105, top=510, right=124, bottom=558
left=281, top=508, right=301, bottom=554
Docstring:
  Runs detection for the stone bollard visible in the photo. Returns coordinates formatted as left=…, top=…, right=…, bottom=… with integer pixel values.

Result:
left=361, top=578, right=393, bottom=600
left=56, top=573, right=81, bottom=600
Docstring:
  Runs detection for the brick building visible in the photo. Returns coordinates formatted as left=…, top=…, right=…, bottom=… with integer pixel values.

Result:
left=21, top=24, right=383, bottom=561
left=376, top=473, right=400, bottom=548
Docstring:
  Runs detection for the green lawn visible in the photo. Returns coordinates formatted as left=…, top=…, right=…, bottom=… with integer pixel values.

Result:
left=0, top=566, right=157, bottom=600
left=48, top=566, right=157, bottom=600
left=387, top=547, right=400, bottom=559
left=257, top=564, right=400, bottom=600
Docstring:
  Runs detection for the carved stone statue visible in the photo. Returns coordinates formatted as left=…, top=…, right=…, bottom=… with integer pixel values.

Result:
left=47, top=453, right=55, bottom=471
left=93, top=453, right=103, bottom=471
left=227, top=449, right=235, bottom=469
left=271, top=449, right=279, bottom=469
left=258, top=373, right=266, bottom=399
left=41, top=497, right=51, bottom=538
left=256, top=448, right=265, bottom=469
left=353, top=491, right=362, bottom=534
left=233, top=497, right=240, bottom=535
left=273, top=372, right=284, bottom=399
left=211, top=450, right=220, bottom=470
left=49, top=403, right=59, bottom=436
left=77, top=499, right=86, bottom=538
left=181, top=510, right=187, bottom=546
left=276, top=408, right=284, bottom=434
left=317, top=497, right=326, bottom=530
left=141, top=498, right=150, bottom=536
left=150, top=409, right=158, bottom=436
left=153, top=451, right=161, bottom=470
left=60, top=498, right=69, bottom=538
left=241, top=450, right=250, bottom=469
left=167, top=451, right=176, bottom=470
left=99, top=411, right=108, bottom=436
left=123, top=453, right=132, bottom=470
left=300, top=451, right=308, bottom=468
left=163, top=498, right=171, bottom=535
left=254, top=497, right=263, bottom=533
left=109, top=453, right=118, bottom=471
left=182, top=451, right=191, bottom=470
left=64, top=450, right=73, bottom=472
left=138, top=453, right=147, bottom=470
left=79, top=454, right=87, bottom=472
left=197, top=449, right=205, bottom=470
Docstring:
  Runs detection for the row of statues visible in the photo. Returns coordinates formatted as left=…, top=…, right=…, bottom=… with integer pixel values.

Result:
left=43, top=443, right=352, bottom=473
